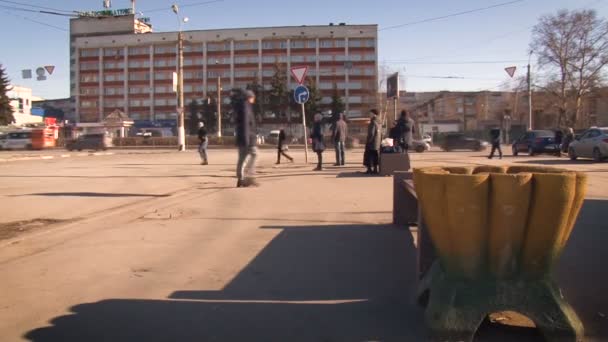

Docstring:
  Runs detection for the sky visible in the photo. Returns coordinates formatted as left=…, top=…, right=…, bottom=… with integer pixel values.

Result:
left=0, top=0, right=606, bottom=99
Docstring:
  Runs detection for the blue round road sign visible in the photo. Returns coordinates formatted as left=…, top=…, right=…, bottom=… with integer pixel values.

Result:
left=294, top=85, right=310, bottom=104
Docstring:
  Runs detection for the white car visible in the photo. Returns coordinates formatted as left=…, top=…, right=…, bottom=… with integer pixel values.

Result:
left=568, top=127, right=608, bottom=162
left=2, top=131, right=33, bottom=150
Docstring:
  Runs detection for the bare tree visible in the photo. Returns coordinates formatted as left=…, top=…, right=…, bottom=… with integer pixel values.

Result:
left=531, top=9, right=608, bottom=128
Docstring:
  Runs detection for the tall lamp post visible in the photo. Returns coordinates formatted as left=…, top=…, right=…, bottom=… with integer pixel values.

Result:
left=527, top=50, right=534, bottom=131
left=216, top=59, right=222, bottom=138
left=172, top=4, right=188, bottom=151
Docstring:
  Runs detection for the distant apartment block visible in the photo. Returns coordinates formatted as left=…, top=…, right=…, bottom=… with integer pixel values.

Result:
left=70, top=14, right=378, bottom=124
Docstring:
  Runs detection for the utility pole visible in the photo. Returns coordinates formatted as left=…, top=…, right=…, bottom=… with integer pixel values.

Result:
left=172, top=4, right=187, bottom=151
left=527, top=51, right=533, bottom=130
left=216, top=67, right=222, bottom=138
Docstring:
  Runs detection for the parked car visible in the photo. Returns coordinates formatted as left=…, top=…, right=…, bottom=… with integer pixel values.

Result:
left=411, top=139, right=431, bottom=153
left=0, top=133, right=6, bottom=150
left=568, top=127, right=608, bottom=162
left=440, top=133, right=489, bottom=151
left=2, top=131, right=33, bottom=150
left=511, top=130, right=559, bottom=156
left=66, top=133, right=112, bottom=151
left=267, top=130, right=281, bottom=145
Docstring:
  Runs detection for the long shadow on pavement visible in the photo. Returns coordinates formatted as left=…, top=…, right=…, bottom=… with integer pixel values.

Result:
left=14, top=192, right=170, bottom=198
left=24, top=224, right=427, bottom=341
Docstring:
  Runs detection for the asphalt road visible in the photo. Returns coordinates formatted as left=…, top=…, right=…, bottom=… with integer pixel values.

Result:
left=0, top=148, right=607, bottom=341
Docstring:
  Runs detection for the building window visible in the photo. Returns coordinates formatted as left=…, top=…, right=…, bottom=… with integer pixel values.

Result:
left=321, top=96, right=331, bottom=104
left=130, top=99, right=142, bottom=106
left=184, top=59, right=194, bottom=66
left=348, top=81, right=362, bottom=89
left=154, top=45, right=176, bottom=54
left=129, top=73, right=150, bottom=81
left=155, top=72, right=171, bottom=80
left=104, top=48, right=123, bottom=57
left=335, top=39, right=346, bottom=48
left=80, top=75, right=98, bottom=82
left=207, top=84, right=217, bottom=91
left=80, top=62, right=98, bottom=70
left=155, top=99, right=167, bottom=106
left=364, top=54, right=375, bottom=61
left=81, top=87, right=99, bottom=95
left=306, top=40, right=317, bottom=48
left=364, top=68, right=375, bottom=76
left=184, top=44, right=204, bottom=53
left=279, top=41, right=288, bottom=49
left=80, top=49, right=99, bottom=57
left=347, top=96, right=362, bottom=103
left=349, top=54, right=362, bottom=61
left=365, top=39, right=375, bottom=48
left=234, top=41, right=258, bottom=50
left=278, top=55, right=288, bottom=63
left=167, top=98, right=177, bottom=106
left=318, top=55, right=332, bottom=62
left=319, top=82, right=332, bottom=90
left=348, top=39, right=363, bottom=48
left=335, top=55, right=346, bottom=62
left=291, top=55, right=305, bottom=62
left=320, top=40, right=333, bottom=48
left=290, top=41, right=305, bottom=49
left=184, top=85, right=193, bottom=92
left=129, top=46, right=149, bottom=55
left=262, top=56, right=276, bottom=63
left=305, top=55, right=316, bottom=62
left=262, top=69, right=274, bottom=77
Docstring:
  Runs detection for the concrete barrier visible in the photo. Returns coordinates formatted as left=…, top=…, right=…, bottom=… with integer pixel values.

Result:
left=413, top=165, right=586, bottom=342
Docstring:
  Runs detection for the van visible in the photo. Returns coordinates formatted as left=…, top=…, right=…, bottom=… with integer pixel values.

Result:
left=66, top=133, right=112, bottom=151
left=3, top=131, right=33, bottom=150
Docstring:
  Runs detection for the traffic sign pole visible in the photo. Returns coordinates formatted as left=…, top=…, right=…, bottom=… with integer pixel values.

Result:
left=301, top=103, right=309, bottom=164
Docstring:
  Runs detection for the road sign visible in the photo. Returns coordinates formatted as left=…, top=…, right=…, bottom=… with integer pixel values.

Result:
left=387, top=72, right=399, bottom=98
left=22, top=69, right=32, bottom=79
left=290, top=66, right=308, bottom=85
left=35, top=67, right=46, bottom=81
left=505, top=66, right=517, bottom=78
left=294, top=85, right=310, bottom=104
left=44, top=65, right=55, bottom=75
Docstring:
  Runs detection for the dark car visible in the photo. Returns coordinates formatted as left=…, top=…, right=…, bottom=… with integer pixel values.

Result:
left=511, top=130, right=559, bottom=156
left=441, top=133, right=489, bottom=151
left=66, top=133, right=112, bottom=151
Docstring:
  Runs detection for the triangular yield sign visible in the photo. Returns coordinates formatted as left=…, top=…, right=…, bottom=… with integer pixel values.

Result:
left=290, top=66, right=308, bottom=85
left=504, top=66, right=516, bottom=78
left=44, top=65, right=55, bottom=75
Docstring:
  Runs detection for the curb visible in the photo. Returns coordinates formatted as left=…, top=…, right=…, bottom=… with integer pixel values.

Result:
left=0, top=152, right=115, bottom=163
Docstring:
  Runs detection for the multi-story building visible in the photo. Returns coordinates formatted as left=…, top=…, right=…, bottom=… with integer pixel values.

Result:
left=70, top=13, right=378, bottom=129
left=7, top=85, right=44, bottom=125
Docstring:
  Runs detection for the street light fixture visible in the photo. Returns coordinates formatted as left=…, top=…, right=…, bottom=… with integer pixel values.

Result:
left=172, top=4, right=187, bottom=151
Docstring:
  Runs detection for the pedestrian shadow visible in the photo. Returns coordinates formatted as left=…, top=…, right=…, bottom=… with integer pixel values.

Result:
left=14, top=192, right=170, bottom=198
left=336, top=171, right=381, bottom=178
left=24, top=224, right=426, bottom=341
left=514, top=159, right=598, bottom=166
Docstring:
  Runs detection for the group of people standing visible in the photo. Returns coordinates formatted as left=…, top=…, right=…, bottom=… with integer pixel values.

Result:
left=196, top=89, right=415, bottom=187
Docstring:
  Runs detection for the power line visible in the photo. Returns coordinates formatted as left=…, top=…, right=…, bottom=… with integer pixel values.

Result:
left=379, top=0, right=526, bottom=31
left=2, top=10, right=67, bottom=31
left=385, top=60, right=528, bottom=65
left=0, top=4, right=75, bottom=16
left=407, top=75, right=504, bottom=81
left=0, top=0, right=74, bottom=13
left=142, top=0, right=224, bottom=14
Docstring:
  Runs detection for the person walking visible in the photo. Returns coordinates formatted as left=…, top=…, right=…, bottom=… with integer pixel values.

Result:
left=488, top=128, right=502, bottom=159
left=311, top=113, right=325, bottom=171
left=562, top=127, right=574, bottom=154
left=396, top=110, right=415, bottom=153
left=364, top=109, right=381, bottom=174
left=197, top=122, right=208, bottom=165
left=276, top=129, right=293, bottom=164
left=234, top=90, right=259, bottom=187
left=332, top=112, right=347, bottom=166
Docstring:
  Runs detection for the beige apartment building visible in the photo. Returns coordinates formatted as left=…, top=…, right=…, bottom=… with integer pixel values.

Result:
left=69, top=13, right=378, bottom=125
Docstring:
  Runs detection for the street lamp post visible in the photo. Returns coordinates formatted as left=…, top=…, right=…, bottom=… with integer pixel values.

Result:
left=172, top=4, right=187, bottom=151
left=216, top=60, right=222, bottom=138
left=527, top=50, right=533, bottom=131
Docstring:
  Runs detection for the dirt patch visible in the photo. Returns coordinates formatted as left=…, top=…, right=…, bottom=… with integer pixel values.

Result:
left=0, top=218, right=70, bottom=241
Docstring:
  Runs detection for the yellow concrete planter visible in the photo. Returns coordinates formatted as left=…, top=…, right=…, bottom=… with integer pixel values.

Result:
left=413, top=165, right=587, bottom=342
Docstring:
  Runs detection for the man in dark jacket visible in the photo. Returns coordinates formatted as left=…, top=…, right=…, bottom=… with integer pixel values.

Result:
left=234, top=90, right=259, bottom=187
left=365, top=110, right=381, bottom=174
left=488, top=128, right=502, bottom=159
left=332, top=112, right=348, bottom=166
left=197, top=122, right=208, bottom=165
left=396, top=110, right=415, bottom=152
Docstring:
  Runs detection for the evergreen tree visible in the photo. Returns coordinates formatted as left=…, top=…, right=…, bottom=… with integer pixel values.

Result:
left=246, top=78, right=265, bottom=122
left=268, top=63, right=288, bottom=120
left=201, top=97, right=217, bottom=133
left=0, top=65, right=15, bottom=126
left=330, top=83, right=345, bottom=121
left=187, top=99, right=201, bottom=134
